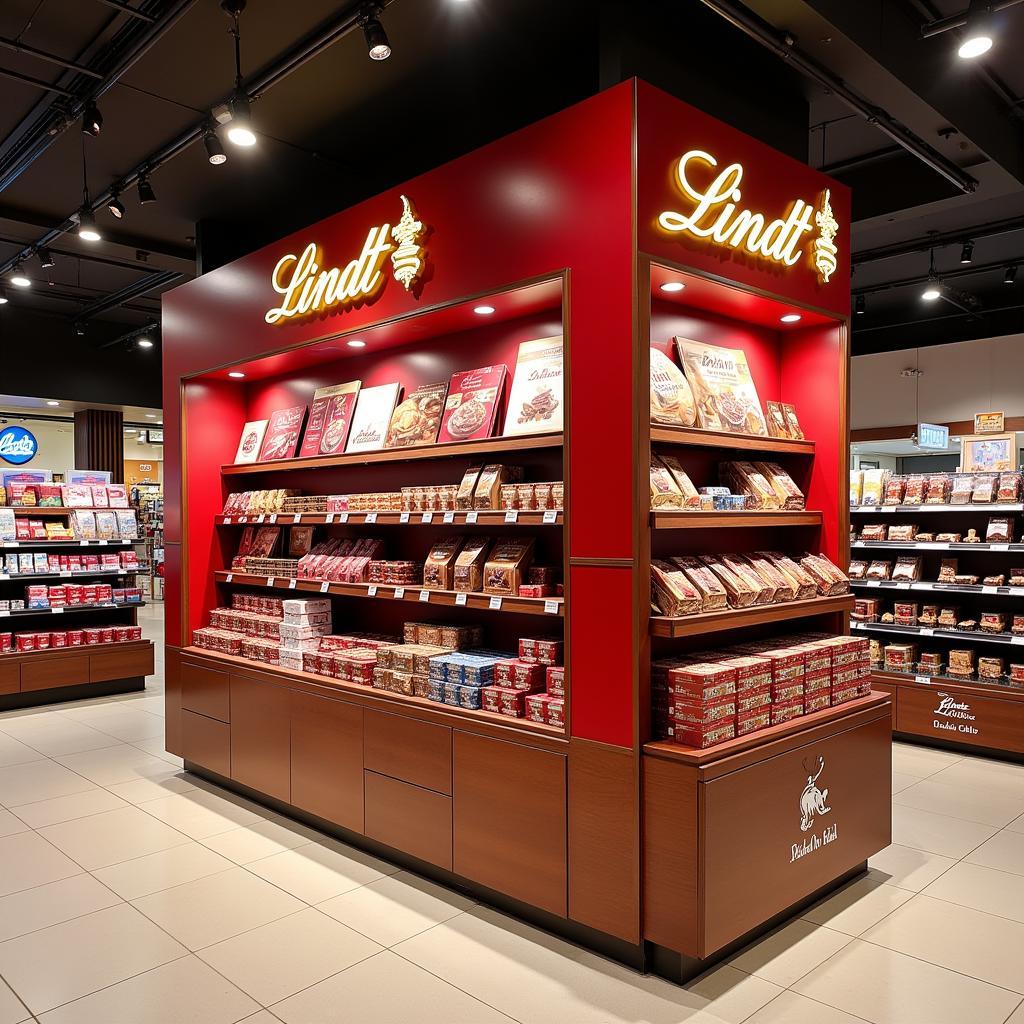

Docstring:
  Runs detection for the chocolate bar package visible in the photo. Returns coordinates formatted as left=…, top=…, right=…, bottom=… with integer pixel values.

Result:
left=346, top=383, right=401, bottom=454
left=649, top=347, right=697, bottom=428
left=650, top=458, right=687, bottom=509
left=234, top=421, right=269, bottom=465
left=302, top=381, right=360, bottom=457
left=384, top=381, right=447, bottom=448
left=675, top=337, right=768, bottom=436
left=671, top=555, right=729, bottom=611
left=651, top=559, right=702, bottom=616
left=438, top=365, right=508, bottom=444
left=258, top=406, right=306, bottom=462
left=656, top=453, right=701, bottom=507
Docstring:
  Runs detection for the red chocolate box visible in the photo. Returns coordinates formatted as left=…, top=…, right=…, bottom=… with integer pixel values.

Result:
left=437, top=365, right=508, bottom=444
left=258, top=405, right=307, bottom=462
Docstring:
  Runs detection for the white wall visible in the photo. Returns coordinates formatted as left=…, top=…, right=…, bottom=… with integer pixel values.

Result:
left=851, top=333, right=1024, bottom=430
left=1, top=418, right=76, bottom=474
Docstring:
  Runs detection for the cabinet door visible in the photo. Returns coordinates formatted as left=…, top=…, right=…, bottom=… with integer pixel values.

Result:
left=453, top=732, right=567, bottom=917
left=290, top=691, right=364, bottom=833
left=229, top=674, right=290, bottom=802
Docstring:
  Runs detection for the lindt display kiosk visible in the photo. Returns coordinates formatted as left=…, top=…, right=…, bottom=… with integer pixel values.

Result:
left=161, top=79, right=891, bottom=979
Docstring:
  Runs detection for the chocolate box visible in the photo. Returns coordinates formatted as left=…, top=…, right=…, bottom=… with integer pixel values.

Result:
left=666, top=662, right=737, bottom=701
left=453, top=536, right=491, bottom=592
left=483, top=539, right=534, bottom=596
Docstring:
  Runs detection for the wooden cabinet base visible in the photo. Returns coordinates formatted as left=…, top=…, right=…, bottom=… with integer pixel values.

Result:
left=0, top=675, right=144, bottom=711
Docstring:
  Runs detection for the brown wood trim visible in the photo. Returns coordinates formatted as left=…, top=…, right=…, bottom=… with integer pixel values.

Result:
left=650, top=594, right=855, bottom=637
left=651, top=424, right=815, bottom=455
left=0, top=640, right=151, bottom=667
left=873, top=669, right=1024, bottom=703
left=851, top=417, right=1024, bottom=443
left=568, top=557, right=636, bottom=568
left=364, top=771, right=453, bottom=870
left=216, top=510, right=564, bottom=527
left=651, top=511, right=824, bottom=530
left=364, top=709, right=452, bottom=795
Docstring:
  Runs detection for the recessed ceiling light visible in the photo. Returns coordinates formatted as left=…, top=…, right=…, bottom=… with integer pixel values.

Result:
left=46, top=401, right=59, bottom=407
left=473, top=304, right=495, bottom=315
left=660, top=281, right=685, bottom=293
left=347, top=339, right=366, bottom=348
left=780, top=313, right=802, bottom=323
left=228, top=371, right=245, bottom=379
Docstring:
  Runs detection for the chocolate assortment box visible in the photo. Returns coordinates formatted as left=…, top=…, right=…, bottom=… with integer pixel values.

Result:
left=675, top=337, right=769, bottom=436
left=503, top=336, right=563, bottom=436
left=258, top=406, right=307, bottom=462
left=437, top=365, right=508, bottom=443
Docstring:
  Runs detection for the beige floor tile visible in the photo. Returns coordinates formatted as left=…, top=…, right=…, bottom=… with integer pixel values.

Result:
left=10, top=788, right=128, bottom=829
left=316, top=870, right=475, bottom=946
left=93, top=842, right=234, bottom=900
left=139, top=788, right=264, bottom=839
left=793, top=937, right=1020, bottom=1024
left=394, top=906, right=782, bottom=1024
left=131, top=865, right=304, bottom=950
left=54, top=744, right=172, bottom=786
left=743, top=989, right=873, bottom=1024
left=1008, top=813, right=1024, bottom=834
left=0, top=831, right=81, bottom=897
left=35, top=954, right=258, bottom=1024
left=0, top=980, right=30, bottom=1024
left=0, top=807, right=28, bottom=838
left=890, top=742, right=963, bottom=778
left=894, top=777, right=1024, bottom=827
left=84, top=710, right=165, bottom=743
left=924, top=861, right=1024, bottom=923
left=1004, top=1001, right=1024, bottom=1024
left=271, top=949, right=515, bottom=1024
left=802, top=875, right=913, bottom=936
left=117, top=695, right=166, bottom=717
left=198, top=907, right=381, bottom=1005
left=247, top=839, right=396, bottom=904
left=38, top=805, right=191, bottom=870
left=891, top=802, right=999, bottom=858
left=864, top=894, right=1024, bottom=993
left=105, top=772, right=196, bottom=805
left=727, top=918, right=851, bottom=987
left=0, top=732, right=54, bottom=767
left=0, top=903, right=186, bottom=1015
left=0, top=874, right=121, bottom=943
left=239, top=1015, right=283, bottom=1024
left=201, top=818, right=314, bottom=865
left=4, top=720, right=120, bottom=758
left=965, top=829, right=1024, bottom=876
left=867, top=843, right=957, bottom=891
left=130, top=736, right=181, bottom=763
left=0, top=760, right=97, bottom=806
left=929, top=758, right=1024, bottom=793
left=891, top=771, right=919, bottom=794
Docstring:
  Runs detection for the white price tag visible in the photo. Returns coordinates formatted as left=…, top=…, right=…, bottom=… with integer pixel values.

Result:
left=1012, top=636, right=1024, bottom=646
left=443, top=511, right=455, bottom=524
left=919, top=628, right=934, bottom=636
left=7, top=542, right=17, bottom=548
left=365, top=512, right=377, bottom=524
left=489, top=596, right=502, bottom=610
left=118, top=570, right=126, bottom=576
left=268, top=514, right=277, bottom=523
left=466, top=511, right=478, bottom=524
left=915, top=674, right=932, bottom=684
left=223, top=516, right=232, bottom=525
left=992, top=543, right=1010, bottom=551
left=867, top=581, right=880, bottom=588
left=320, top=581, right=330, bottom=593
left=368, top=585, right=378, bottom=597
left=399, top=512, right=410, bottom=523
left=455, top=592, right=468, bottom=606
left=325, top=513, right=335, bottom=524
left=394, top=587, right=405, bottom=599
left=225, top=572, right=233, bottom=583
left=59, top=571, right=70, bottom=577
left=421, top=512, right=433, bottom=523
left=288, top=579, right=297, bottom=590
left=0, top=610, right=9, bottom=617
left=879, top=506, right=894, bottom=513
left=51, top=607, right=63, bottom=615
left=293, top=514, right=302, bottom=524
left=98, top=539, right=107, bottom=546
left=267, top=577, right=276, bottom=588
left=983, top=586, right=998, bottom=594
left=896, top=582, right=911, bottom=590
left=419, top=589, right=430, bottom=603
left=544, top=599, right=559, bottom=615
left=543, top=509, right=558, bottom=524
left=256, top=514, right=265, bottom=523
left=504, top=509, right=519, bottom=523
left=239, top=516, right=248, bottom=523
left=0, top=574, right=7, bottom=581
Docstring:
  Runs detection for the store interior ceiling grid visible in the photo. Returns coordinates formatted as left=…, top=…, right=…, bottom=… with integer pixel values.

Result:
left=0, top=0, right=1022, bottom=398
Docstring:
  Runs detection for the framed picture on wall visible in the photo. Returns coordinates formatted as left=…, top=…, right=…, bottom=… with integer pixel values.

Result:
left=974, top=411, right=1005, bottom=434
left=961, top=433, right=1018, bottom=473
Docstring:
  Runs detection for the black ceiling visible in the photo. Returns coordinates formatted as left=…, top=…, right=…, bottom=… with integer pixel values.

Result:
left=0, top=0, right=1022, bottom=408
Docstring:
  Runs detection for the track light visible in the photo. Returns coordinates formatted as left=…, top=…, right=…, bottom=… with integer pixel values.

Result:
left=77, top=206, right=101, bottom=242
left=0, top=291, right=8, bottom=305
left=361, top=7, right=391, bottom=60
left=108, top=194, right=125, bottom=219
left=137, top=174, right=156, bottom=205
left=37, top=248, right=55, bottom=270
left=959, top=240, right=974, bottom=264
left=9, top=266, right=30, bottom=288
left=1006, top=265, right=1018, bottom=284
left=137, top=337, right=154, bottom=349
left=855, top=294, right=865, bottom=315
left=74, top=322, right=86, bottom=337
left=226, top=92, right=256, bottom=147
left=82, top=101, right=102, bottom=137
left=921, top=247, right=941, bottom=301
left=204, top=128, right=227, bottom=164
left=958, top=0, right=994, bottom=58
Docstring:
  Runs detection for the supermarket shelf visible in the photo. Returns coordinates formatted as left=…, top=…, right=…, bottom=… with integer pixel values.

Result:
left=852, top=580, right=1024, bottom=597
left=649, top=593, right=853, bottom=638
left=6, top=507, right=132, bottom=516
left=871, top=668, right=1024, bottom=702
left=850, top=503, right=1023, bottom=513
left=651, top=510, right=822, bottom=530
left=851, top=620, right=1024, bottom=646
left=852, top=541, right=1024, bottom=552
left=0, top=638, right=152, bottom=660
left=214, top=570, right=564, bottom=617
left=182, top=646, right=565, bottom=744
left=0, top=601, right=145, bottom=620
left=0, top=570, right=137, bottom=583
left=221, top=433, right=563, bottom=476
left=0, top=540, right=133, bottom=551
left=216, top=509, right=564, bottom=527
left=650, top=425, right=815, bottom=455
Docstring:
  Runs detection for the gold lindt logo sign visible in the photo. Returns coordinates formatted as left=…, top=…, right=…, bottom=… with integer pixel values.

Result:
left=265, top=195, right=427, bottom=325
left=658, top=150, right=839, bottom=284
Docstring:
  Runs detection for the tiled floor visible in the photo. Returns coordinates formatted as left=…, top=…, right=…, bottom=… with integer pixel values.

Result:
left=0, top=604, right=1022, bottom=1022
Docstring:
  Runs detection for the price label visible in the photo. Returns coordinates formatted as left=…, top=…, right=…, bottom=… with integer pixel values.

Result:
left=489, top=596, right=502, bottom=610
left=239, top=516, right=248, bottom=523
left=394, top=587, right=405, bottom=599
left=225, top=572, right=233, bottom=583
left=983, top=586, right=998, bottom=594
left=268, top=514, right=277, bottom=524
left=7, top=541, right=17, bottom=548
left=419, top=589, right=430, bottom=603
left=455, top=592, right=468, bottom=606
left=543, top=509, right=558, bottom=524
left=325, top=513, right=336, bottom=524
left=504, top=510, right=519, bottom=524
left=118, top=570, right=126, bottom=576
left=878, top=506, right=894, bottom=513
left=59, top=571, right=70, bottom=578
left=867, top=581, right=879, bottom=588
left=51, top=607, right=63, bottom=615
left=98, top=540, right=107, bottom=546
left=267, top=577, right=276, bottom=588
left=320, top=581, right=330, bottom=593
left=0, top=574, right=7, bottom=581
left=293, top=514, right=302, bottom=524
left=466, top=511, right=478, bottom=524
left=896, top=582, right=911, bottom=590
left=288, top=579, right=297, bottom=590
left=0, top=610, right=9, bottom=617
left=399, top=512, right=410, bottom=523
left=992, top=543, right=1010, bottom=551
left=544, top=599, right=559, bottom=615
left=256, top=514, right=265, bottom=524
left=421, top=512, right=433, bottom=523
left=919, top=628, right=934, bottom=636
left=1012, top=636, right=1024, bottom=646
left=368, top=585, right=378, bottom=597
left=915, top=674, right=932, bottom=685
left=365, top=512, right=378, bottom=524
left=223, top=516, right=232, bottom=525
left=443, top=511, right=455, bottom=524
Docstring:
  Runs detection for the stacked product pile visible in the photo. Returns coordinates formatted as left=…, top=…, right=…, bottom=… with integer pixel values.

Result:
left=852, top=469, right=1022, bottom=507
left=22, top=582, right=141, bottom=609
left=2, top=550, right=138, bottom=577
left=650, top=456, right=805, bottom=511
left=1, top=624, right=142, bottom=654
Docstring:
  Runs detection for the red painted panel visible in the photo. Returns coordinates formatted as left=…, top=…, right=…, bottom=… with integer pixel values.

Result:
left=164, top=542, right=181, bottom=647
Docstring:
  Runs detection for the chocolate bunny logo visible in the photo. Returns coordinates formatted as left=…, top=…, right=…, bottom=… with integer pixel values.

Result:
left=799, top=756, right=831, bottom=832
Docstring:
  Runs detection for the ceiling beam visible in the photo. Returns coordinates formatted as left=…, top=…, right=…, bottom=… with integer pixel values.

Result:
left=71, top=270, right=182, bottom=321
left=852, top=256, right=1015, bottom=294
left=0, top=36, right=104, bottom=78
left=853, top=214, right=1024, bottom=264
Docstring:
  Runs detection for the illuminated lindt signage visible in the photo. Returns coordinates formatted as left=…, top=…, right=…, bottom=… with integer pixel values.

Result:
left=658, top=150, right=840, bottom=284
left=265, top=195, right=427, bottom=325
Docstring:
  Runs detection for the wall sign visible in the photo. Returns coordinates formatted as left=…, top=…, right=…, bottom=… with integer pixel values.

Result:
left=657, top=150, right=840, bottom=284
left=974, top=411, right=1005, bottom=434
left=265, top=194, right=427, bottom=325
left=0, top=425, right=37, bottom=465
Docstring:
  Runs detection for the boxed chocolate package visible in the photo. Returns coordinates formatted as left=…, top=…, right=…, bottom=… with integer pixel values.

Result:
left=438, top=365, right=508, bottom=443
left=423, top=537, right=466, bottom=590
left=649, top=347, right=697, bottom=427
left=453, top=536, right=492, bottom=592
left=503, top=336, right=564, bottom=436
left=666, top=662, right=737, bottom=701
left=651, top=559, right=702, bottom=616
left=675, top=337, right=768, bottom=436
left=346, top=383, right=401, bottom=454
left=483, top=539, right=534, bottom=596
left=474, top=464, right=523, bottom=509
left=672, top=556, right=729, bottom=611
left=258, top=406, right=306, bottom=462
left=385, top=381, right=448, bottom=448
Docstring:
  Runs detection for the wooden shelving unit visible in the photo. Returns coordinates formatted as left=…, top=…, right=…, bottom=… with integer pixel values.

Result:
left=650, top=424, right=815, bottom=455
left=852, top=579, right=1024, bottom=597
left=651, top=510, right=822, bottom=530
left=850, top=503, right=1024, bottom=513
left=217, top=510, right=564, bottom=527
left=650, top=594, right=854, bottom=638
left=0, top=540, right=133, bottom=550
left=0, top=601, right=145, bottom=620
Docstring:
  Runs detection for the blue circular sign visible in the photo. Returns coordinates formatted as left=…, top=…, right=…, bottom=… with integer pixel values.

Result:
left=0, top=426, right=38, bottom=465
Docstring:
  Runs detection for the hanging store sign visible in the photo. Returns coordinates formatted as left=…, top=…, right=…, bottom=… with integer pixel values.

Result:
left=916, top=422, right=949, bottom=450
left=0, top=425, right=37, bottom=465
left=265, top=195, right=427, bottom=325
left=657, top=150, right=840, bottom=285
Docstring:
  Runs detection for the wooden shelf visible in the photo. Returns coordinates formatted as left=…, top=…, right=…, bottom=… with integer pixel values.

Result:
left=0, top=638, right=152, bottom=661
left=650, top=425, right=815, bottom=455
left=215, top=570, right=563, bottom=617
left=0, top=540, right=134, bottom=551
left=852, top=580, right=1024, bottom=597
left=872, top=668, right=1024, bottom=702
left=651, top=510, right=822, bottom=530
left=851, top=503, right=1024, bottom=513
left=7, top=507, right=130, bottom=516
left=217, top=510, right=563, bottom=527
left=0, top=601, right=145, bottom=620
left=852, top=540, right=1024, bottom=552
left=221, top=433, right=563, bottom=476
left=851, top=621, right=1024, bottom=646
left=650, top=593, right=853, bottom=638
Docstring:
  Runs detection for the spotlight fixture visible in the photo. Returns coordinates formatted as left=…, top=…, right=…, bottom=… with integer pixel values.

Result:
left=361, top=6, right=391, bottom=60
left=347, top=339, right=367, bottom=348
left=45, top=401, right=60, bottom=407
left=137, top=173, right=156, bottom=205
left=1005, top=265, right=1018, bottom=284
left=77, top=206, right=101, bottom=242
left=0, top=291, right=8, bottom=305
left=855, top=294, right=866, bottom=315
left=82, top=100, right=103, bottom=137
left=108, top=194, right=125, bottom=219
left=204, top=128, right=227, bottom=164
left=922, top=247, right=941, bottom=300
left=958, top=0, right=994, bottom=58
left=9, top=266, right=30, bottom=288
left=780, top=313, right=802, bottom=323
left=74, top=322, right=85, bottom=336
left=137, top=337, right=154, bottom=349
left=37, top=248, right=55, bottom=270
left=228, top=370, right=245, bottom=378
left=473, top=304, right=495, bottom=315
left=659, top=281, right=685, bottom=293
left=959, top=240, right=974, bottom=264
left=223, top=2, right=257, bottom=146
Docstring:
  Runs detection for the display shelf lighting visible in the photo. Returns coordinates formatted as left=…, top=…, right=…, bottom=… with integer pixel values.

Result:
left=0, top=291, right=8, bottom=305
left=228, top=370, right=246, bottom=378
left=959, top=240, right=974, bottom=264
left=82, top=101, right=103, bottom=137
left=45, top=401, right=59, bottom=407
left=780, top=313, right=802, bottom=323
left=226, top=92, right=256, bottom=147
left=37, top=248, right=55, bottom=269
left=855, top=294, right=866, bottom=315
left=473, top=304, right=496, bottom=315
left=204, top=128, right=227, bottom=164
left=660, top=281, right=686, bottom=293
left=137, top=173, right=157, bottom=205
left=922, top=247, right=941, bottom=300
left=958, top=0, right=994, bottom=58
left=1005, top=265, right=1018, bottom=284
left=347, top=339, right=366, bottom=348
left=361, top=6, right=392, bottom=60
left=137, top=337, right=154, bottom=349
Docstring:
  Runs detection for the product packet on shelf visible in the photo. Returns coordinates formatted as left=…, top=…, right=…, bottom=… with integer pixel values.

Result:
left=743, top=553, right=796, bottom=602
left=949, top=474, right=974, bottom=505
left=649, top=347, right=697, bottom=428
left=106, top=485, right=129, bottom=508
left=799, top=553, right=850, bottom=595
left=257, top=406, right=307, bottom=462
left=998, top=472, right=1022, bottom=503
left=926, top=473, right=952, bottom=504
left=73, top=510, right=97, bottom=540
left=671, top=556, right=729, bottom=611
left=860, top=469, right=887, bottom=506
left=89, top=485, right=108, bottom=508
left=675, top=337, right=768, bottom=436
left=766, top=400, right=789, bottom=438
left=755, top=462, right=805, bottom=510
left=882, top=476, right=906, bottom=506
left=61, top=484, right=93, bottom=508
left=850, top=470, right=864, bottom=505
left=721, top=553, right=775, bottom=604
left=438, top=366, right=508, bottom=443
left=891, top=556, right=922, bottom=582
left=0, top=509, right=15, bottom=543
left=115, top=511, right=138, bottom=540
left=649, top=458, right=687, bottom=509
left=36, top=484, right=62, bottom=507
left=902, top=474, right=926, bottom=505
left=474, top=465, right=522, bottom=509
left=482, top=539, right=535, bottom=596
left=345, top=383, right=401, bottom=454
left=651, top=559, right=702, bottom=616
left=422, top=537, right=466, bottom=590
left=720, top=462, right=780, bottom=510
left=503, top=336, right=564, bottom=436
left=234, top=420, right=269, bottom=464
left=760, top=552, right=818, bottom=599
left=697, top=553, right=758, bottom=608
left=655, top=453, right=700, bottom=507
left=306, top=381, right=362, bottom=456
left=385, top=381, right=448, bottom=448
